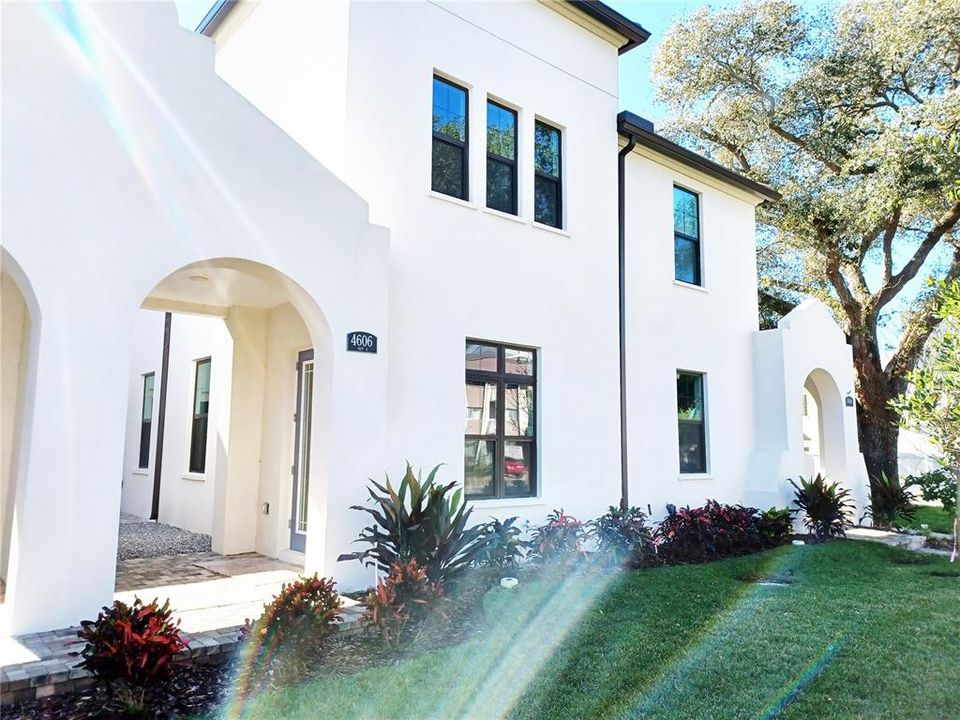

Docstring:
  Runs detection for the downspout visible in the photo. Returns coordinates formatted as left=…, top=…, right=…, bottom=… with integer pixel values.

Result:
left=150, top=312, right=172, bottom=521
left=618, top=134, right=637, bottom=510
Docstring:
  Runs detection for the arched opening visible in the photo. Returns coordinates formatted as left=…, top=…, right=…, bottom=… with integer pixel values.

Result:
left=0, top=250, right=38, bottom=610
left=801, top=369, right=845, bottom=482
left=114, top=258, right=333, bottom=629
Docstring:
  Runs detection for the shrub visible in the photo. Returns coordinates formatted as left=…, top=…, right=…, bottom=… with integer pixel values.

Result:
left=789, top=474, right=854, bottom=539
left=474, top=516, right=525, bottom=569
left=240, top=574, right=342, bottom=649
left=655, top=501, right=764, bottom=563
left=364, top=559, right=445, bottom=646
left=238, top=574, right=342, bottom=688
left=527, top=509, right=586, bottom=563
left=906, top=467, right=957, bottom=515
left=864, top=471, right=917, bottom=529
left=757, top=506, right=794, bottom=545
left=338, top=464, right=492, bottom=584
left=77, top=597, right=187, bottom=710
left=588, top=505, right=657, bottom=567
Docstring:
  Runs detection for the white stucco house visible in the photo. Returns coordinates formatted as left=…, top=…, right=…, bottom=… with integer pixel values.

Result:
left=1, top=0, right=869, bottom=635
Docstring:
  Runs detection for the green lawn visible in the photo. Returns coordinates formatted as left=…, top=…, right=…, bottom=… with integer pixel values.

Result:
left=900, top=505, right=956, bottom=534
left=224, top=542, right=960, bottom=719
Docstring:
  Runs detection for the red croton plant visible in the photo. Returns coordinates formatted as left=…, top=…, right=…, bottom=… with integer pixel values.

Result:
left=77, top=597, right=188, bottom=689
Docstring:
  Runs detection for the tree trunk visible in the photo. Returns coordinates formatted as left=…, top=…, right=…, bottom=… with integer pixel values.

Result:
left=849, top=328, right=900, bottom=484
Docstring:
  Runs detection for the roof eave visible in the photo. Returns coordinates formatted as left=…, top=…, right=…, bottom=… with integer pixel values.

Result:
left=567, top=1, right=651, bottom=54
left=618, top=111, right=781, bottom=203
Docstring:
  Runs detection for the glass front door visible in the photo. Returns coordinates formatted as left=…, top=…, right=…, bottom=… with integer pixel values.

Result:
left=290, top=349, right=314, bottom=552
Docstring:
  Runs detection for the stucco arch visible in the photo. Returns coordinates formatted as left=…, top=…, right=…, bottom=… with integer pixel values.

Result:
left=0, top=249, right=41, bottom=629
left=747, top=300, right=869, bottom=513
left=134, top=256, right=342, bottom=570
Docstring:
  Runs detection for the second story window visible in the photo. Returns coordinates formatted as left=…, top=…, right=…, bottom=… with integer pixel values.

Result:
left=432, top=76, right=468, bottom=200
left=534, top=121, right=562, bottom=228
left=486, top=100, right=517, bottom=215
left=674, top=186, right=701, bottom=285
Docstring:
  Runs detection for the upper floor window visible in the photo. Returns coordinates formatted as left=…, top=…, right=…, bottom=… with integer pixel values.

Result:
left=464, top=341, right=536, bottom=499
left=487, top=100, right=518, bottom=215
left=432, top=76, right=468, bottom=200
left=138, top=372, right=155, bottom=470
left=677, top=371, right=707, bottom=474
left=188, top=358, right=211, bottom=474
left=534, top=121, right=562, bottom=228
left=674, top=186, right=701, bottom=285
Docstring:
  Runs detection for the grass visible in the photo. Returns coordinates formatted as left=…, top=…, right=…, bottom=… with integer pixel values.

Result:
left=219, top=542, right=960, bottom=719
left=899, top=505, right=956, bottom=534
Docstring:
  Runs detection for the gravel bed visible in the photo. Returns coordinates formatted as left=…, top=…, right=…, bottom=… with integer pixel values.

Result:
left=117, top=519, right=212, bottom=560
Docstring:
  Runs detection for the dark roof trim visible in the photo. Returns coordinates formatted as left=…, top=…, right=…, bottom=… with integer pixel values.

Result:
left=618, top=111, right=781, bottom=202
left=568, top=1, right=650, bottom=54
left=197, top=0, right=235, bottom=36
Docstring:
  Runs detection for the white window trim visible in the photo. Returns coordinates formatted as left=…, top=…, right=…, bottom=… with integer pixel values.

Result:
left=677, top=368, right=711, bottom=476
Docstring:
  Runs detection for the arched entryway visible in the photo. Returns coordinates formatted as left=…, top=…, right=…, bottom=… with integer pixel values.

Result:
left=0, top=251, right=39, bottom=615
left=120, top=258, right=333, bottom=570
left=800, top=368, right=846, bottom=483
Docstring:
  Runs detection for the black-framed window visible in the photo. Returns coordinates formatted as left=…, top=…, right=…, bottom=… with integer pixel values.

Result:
left=534, top=120, right=562, bottom=228
left=432, top=76, right=468, bottom=200
left=674, top=186, right=701, bottom=285
left=677, top=371, right=707, bottom=474
left=138, top=373, right=155, bottom=469
left=188, top=358, right=211, bottom=474
left=487, top=100, right=517, bottom=215
left=464, top=341, right=536, bottom=499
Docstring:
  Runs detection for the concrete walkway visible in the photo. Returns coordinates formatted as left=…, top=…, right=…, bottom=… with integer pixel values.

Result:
left=1, top=552, right=364, bottom=704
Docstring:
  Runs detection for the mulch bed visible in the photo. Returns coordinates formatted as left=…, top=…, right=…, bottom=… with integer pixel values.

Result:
left=7, top=663, right=232, bottom=720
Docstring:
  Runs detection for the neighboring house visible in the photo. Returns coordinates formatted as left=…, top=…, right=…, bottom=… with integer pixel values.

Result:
left=1, top=0, right=868, bottom=635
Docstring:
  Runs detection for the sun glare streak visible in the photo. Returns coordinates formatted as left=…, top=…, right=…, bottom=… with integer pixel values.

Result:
left=455, top=569, right=621, bottom=719
left=38, top=2, right=281, bottom=269
left=619, top=547, right=810, bottom=718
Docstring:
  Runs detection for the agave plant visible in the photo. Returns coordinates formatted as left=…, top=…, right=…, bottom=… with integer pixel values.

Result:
left=863, top=471, right=917, bottom=529
left=789, top=474, right=854, bottom=539
left=338, top=464, right=491, bottom=584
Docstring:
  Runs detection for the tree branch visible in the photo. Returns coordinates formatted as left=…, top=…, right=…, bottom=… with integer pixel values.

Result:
left=885, top=244, right=960, bottom=384
left=881, top=205, right=902, bottom=285
left=875, top=202, right=960, bottom=311
left=699, top=128, right=752, bottom=172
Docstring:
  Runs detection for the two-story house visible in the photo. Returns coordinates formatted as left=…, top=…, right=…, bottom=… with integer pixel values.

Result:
left=0, top=0, right=868, bottom=635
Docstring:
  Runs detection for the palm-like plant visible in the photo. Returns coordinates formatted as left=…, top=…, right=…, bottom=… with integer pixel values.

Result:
left=789, top=474, right=854, bottom=539
left=338, top=464, right=490, bottom=583
left=864, top=471, right=917, bottom=529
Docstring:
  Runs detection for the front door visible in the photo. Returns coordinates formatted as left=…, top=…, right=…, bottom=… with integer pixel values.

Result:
left=290, top=349, right=314, bottom=552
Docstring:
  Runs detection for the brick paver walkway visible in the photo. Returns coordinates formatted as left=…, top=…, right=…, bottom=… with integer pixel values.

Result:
left=1, top=552, right=364, bottom=704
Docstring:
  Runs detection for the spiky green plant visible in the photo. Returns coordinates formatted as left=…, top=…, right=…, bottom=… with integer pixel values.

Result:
left=789, top=474, right=854, bottom=540
left=863, top=471, right=917, bottom=529
left=338, top=464, right=491, bottom=583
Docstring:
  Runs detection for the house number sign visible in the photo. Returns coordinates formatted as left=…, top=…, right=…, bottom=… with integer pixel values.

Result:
left=347, top=331, right=377, bottom=354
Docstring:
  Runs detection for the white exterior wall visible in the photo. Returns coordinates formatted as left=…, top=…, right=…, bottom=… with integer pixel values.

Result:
left=2, top=1, right=390, bottom=633
left=214, top=0, right=625, bottom=531
left=121, top=311, right=231, bottom=535
left=623, top=147, right=762, bottom=516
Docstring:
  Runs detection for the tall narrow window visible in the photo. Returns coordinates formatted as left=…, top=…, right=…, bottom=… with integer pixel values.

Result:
left=138, top=373, right=155, bottom=469
left=674, top=186, right=701, bottom=285
left=465, top=342, right=536, bottom=499
left=677, top=371, right=707, bottom=474
left=487, top=100, right=517, bottom=214
left=188, top=358, right=211, bottom=474
left=432, top=76, right=468, bottom=200
left=534, top=120, right=562, bottom=228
